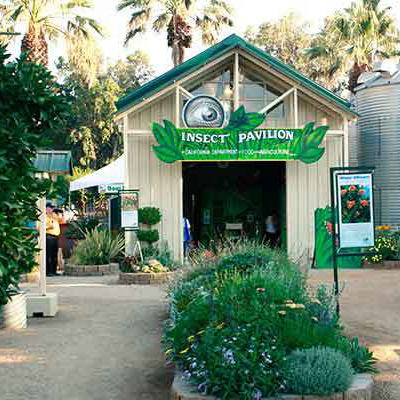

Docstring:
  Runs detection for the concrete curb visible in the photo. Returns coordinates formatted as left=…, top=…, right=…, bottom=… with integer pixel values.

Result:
left=171, top=372, right=373, bottom=400
left=119, top=271, right=174, bottom=285
left=64, top=263, right=119, bottom=276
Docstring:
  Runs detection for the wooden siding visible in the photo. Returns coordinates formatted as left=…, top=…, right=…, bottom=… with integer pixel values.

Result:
left=125, top=94, right=183, bottom=260
left=286, top=135, right=344, bottom=263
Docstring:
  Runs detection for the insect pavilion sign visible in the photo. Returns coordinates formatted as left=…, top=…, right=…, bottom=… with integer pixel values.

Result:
left=152, top=103, right=329, bottom=164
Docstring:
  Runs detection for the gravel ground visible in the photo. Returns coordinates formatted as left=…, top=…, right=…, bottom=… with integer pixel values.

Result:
left=309, top=269, right=400, bottom=400
left=0, top=275, right=174, bottom=400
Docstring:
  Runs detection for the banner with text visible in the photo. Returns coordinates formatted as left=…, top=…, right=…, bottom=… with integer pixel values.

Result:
left=152, top=106, right=328, bottom=164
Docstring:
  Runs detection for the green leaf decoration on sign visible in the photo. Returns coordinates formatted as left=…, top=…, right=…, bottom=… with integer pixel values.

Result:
left=226, top=106, right=265, bottom=131
left=291, top=122, right=329, bottom=164
left=152, top=120, right=183, bottom=163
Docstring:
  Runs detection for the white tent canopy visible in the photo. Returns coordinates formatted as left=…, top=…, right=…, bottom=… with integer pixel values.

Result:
left=70, top=155, right=125, bottom=191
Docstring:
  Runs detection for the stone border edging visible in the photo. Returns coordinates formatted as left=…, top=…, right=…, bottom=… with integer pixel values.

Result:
left=364, top=260, right=400, bottom=269
left=119, top=271, right=174, bottom=285
left=64, top=263, right=119, bottom=276
left=171, top=372, right=373, bottom=400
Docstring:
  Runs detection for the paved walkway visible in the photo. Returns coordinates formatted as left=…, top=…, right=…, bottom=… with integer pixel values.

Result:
left=310, top=269, right=400, bottom=400
left=0, top=276, right=173, bottom=400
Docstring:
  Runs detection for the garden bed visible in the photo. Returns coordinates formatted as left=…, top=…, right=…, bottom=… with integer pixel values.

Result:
left=119, top=271, right=174, bottom=285
left=171, top=371, right=373, bottom=400
left=363, top=260, right=400, bottom=269
left=65, top=263, right=119, bottom=276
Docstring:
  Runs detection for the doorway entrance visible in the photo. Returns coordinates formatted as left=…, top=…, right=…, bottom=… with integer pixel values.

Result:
left=183, top=161, right=286, bottom=248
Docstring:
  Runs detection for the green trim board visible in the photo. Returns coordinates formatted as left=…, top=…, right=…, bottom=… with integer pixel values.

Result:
left=152, top=106, right=328, bottom=164
left=116, top=34, right=356, bottom=117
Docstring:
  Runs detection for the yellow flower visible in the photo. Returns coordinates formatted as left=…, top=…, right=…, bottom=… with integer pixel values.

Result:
left=188, top=335, right=195, bottom=343
left=179, top=348, right=190, bottom=355
left=278, top=310, right=286, bottom=316
left=165, top=348, right=173, bottom=356
left=284, top=300, right=294, bottom=304
left=311, top=317, right=319, bottom=322
left=197, top=330, right=205, bottom=335
left=313, top=299, right=321, bottom=305
left=216, top=322, right=225, bottom=330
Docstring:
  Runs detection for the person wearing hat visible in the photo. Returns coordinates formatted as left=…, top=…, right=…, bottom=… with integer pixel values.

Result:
left=45, top=203, right=60, bottom=276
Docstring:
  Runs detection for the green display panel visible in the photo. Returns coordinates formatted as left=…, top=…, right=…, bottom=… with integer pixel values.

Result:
left=314, top=206, right=362, bottom=269
left=152, top=106, right=328, bottom=164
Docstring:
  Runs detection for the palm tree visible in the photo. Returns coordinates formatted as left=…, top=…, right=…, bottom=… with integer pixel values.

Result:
left=3, top=0, right=103, bottom=66
left=118, top=0, right=233, bottom=67
left=307, top=0, right=400, bottom=92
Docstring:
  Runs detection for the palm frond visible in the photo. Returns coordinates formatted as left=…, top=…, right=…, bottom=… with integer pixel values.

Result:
left=153, top=12, right=170, bottom=32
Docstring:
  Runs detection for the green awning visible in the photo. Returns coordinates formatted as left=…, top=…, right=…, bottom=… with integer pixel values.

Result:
left=34, top=150, right=73, bottom=175
left=116, top=34, right=356, bottom=117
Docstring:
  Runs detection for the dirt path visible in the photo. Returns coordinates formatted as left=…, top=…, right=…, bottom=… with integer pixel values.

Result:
left=310, top=269, right=400, bottom=400
left=0, top=276, right=173, bottom=400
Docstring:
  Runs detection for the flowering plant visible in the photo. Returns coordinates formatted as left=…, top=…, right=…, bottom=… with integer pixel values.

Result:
left=363, top=233, right=397, bottom=263
left=340, top=185, right=371, bottom=223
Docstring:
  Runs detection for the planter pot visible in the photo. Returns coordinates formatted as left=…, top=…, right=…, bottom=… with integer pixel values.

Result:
left=20, top=270, right=40, bottom=284
left=0, top=293, right=27, bottom=330
left=64, top=263, right=119, bottom=276
left=119, top=271, right=174, bottom=285
left=171, top=371, right=373, bottom=400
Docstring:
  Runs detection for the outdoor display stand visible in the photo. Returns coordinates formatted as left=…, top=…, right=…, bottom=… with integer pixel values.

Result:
left=118, top=189, right=142, bottom=261
left=330, top=167, right=376, bottom=313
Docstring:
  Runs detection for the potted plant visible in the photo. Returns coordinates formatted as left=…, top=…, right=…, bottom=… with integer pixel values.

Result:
left=119, top=242, right=179, bottom=284
left=136, top=207, right=162, bottom=247
left=65, top=227, right=124, bottom=276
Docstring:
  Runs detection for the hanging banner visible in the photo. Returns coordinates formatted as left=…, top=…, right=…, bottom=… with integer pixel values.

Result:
left=337, top=173, right=374, bottom=248
left=120, top=190, right=139, bottom=229
left=152, top=106, right=328, bottom=164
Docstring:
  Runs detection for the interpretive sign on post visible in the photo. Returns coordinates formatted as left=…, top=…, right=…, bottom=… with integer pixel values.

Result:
left=337, top=173, right=374, bottom=249
left=119, top=190, right=139, bottom=230
left=99, top=183, right=124, bottom=194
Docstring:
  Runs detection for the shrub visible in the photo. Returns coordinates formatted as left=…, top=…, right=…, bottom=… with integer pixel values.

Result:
left=137, top=229, right=159, bottom=244
left=283, top=347, right=354, bottom=395
left=138, top=207, right=161, bottom=225
left=336, top=337, right=378, bottom=373
left=0, top=46, right=72, bottom=305
left=66, top=218, right=101, bottom=240
left=364, top=233, right=397, bottom=263
left=70, top=227, right=124, bottom=265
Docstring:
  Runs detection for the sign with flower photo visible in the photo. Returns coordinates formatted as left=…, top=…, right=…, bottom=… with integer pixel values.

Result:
left=337, top=173, right=374, bottom=248
left=120, top=191, right=139, bottom=229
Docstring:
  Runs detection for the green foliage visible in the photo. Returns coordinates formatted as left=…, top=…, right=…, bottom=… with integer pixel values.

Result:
left=364, top=232, right=397, bottom=263
left=336, top=337, right=378, bottom=373
left=165, top=241, right=375, bottom=398
left=283, top=347, right=354, bottom=395
left=0, top=46, right=72, bottom=306
left=66, top=218, right=102, bottom=239
left=138, top=207, right=162, bottom=226
left=137, top=229, right=159, bottom=244
left=70, top=227, right=124, bottom=265
left=225, top=106, right=265, bottom=130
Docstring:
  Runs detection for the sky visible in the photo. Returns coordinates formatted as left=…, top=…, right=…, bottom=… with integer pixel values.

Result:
left=7, top=0, right=400, bottom=76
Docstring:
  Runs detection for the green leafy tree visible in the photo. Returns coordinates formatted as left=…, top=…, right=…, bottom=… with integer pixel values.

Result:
left=105, top=51, right=153, bottom=96
left=307, top=0, right=400, bottom=92
left=0, top=45, right=73, bottom=305
left=3, top=0, right=102, bottom=66
left=118, top=0, right=233, bottom=67
left=245, top=13, right=347, bottom=91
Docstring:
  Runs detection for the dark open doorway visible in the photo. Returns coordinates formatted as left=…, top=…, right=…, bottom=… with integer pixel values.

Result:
left=183, top=161, right=286, bottom=248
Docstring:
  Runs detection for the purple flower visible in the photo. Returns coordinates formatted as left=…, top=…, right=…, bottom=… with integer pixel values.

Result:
left=198, top=382, right=207, bottom=394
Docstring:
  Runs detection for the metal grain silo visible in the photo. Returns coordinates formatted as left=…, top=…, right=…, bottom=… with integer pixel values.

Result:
left=354, top=62, right=400, bottom=226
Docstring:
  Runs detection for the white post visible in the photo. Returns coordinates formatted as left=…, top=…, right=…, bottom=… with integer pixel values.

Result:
left=343, top=117, right=349, bottom=167
left=38, top=197, right=46, bottom=296
left=233, top=52, right=239, bottom=111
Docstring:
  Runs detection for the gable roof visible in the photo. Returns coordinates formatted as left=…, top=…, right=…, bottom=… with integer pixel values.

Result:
left=116, top=34, right=356, bottom=116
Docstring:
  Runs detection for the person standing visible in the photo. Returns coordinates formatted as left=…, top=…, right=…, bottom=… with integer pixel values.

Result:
left=45, top=203, right=60, bottom=276
left=265, top=211, right=280, bottom=247
left=53, top=208, right=65, bottom=274
left=183, top=217, right=191, bottom=258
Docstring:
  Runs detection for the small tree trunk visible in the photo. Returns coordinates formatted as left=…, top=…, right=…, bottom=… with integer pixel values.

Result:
left=171, top=40, right=180, bottom=67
